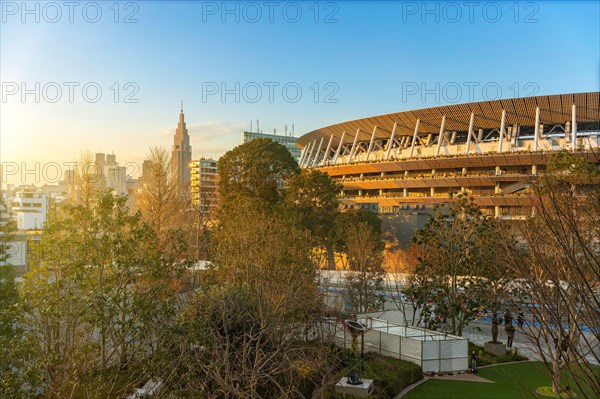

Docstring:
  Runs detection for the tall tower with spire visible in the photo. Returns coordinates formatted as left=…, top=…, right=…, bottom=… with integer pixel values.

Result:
left=171, top=102, right=192, bottom=194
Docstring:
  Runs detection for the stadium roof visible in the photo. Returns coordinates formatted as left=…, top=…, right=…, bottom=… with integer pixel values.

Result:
left=296, top=92, right=600, bottom=149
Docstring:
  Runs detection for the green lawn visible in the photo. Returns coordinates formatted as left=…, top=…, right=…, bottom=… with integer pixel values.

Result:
left=404, top=361, right=597, bottom=399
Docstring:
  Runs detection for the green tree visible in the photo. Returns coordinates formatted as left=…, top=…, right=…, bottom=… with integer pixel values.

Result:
left=218, top=138, right=299, bottom=207
left=0, top=204, right=39, bottom=398
left=23, top=190, right=180, bottom=398
left=411, top=195, right=497, bottom=336
left=285, top=170, right=341, bottom=270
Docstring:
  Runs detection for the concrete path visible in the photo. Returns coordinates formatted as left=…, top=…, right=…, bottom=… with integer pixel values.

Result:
left=430, top=373, right=494, bottom=383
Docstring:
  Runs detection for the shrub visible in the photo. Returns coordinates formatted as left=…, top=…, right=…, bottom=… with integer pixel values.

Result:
left=468, top=342, right=528, bottom=367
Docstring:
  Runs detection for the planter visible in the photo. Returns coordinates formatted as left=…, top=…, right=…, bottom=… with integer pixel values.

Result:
left=484, top=341, right=507, bottom=356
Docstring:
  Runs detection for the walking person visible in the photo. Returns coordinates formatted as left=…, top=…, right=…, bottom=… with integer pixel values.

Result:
left=517, top=308, right=525, bottom=328
left=471, top=350, right=478, bottom=373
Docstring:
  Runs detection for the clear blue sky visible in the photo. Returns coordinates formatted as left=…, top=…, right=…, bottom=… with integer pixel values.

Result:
left=1, top=0, right=599, bottom=184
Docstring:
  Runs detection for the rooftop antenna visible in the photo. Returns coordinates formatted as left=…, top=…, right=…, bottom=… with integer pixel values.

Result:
left=250, top=120, right=253, bottom=132
left=273, top=128, right=277, bottom=135
left=181, top=101, right=183, bottom=112
left=285, top=125, right=288, bottom=136
left=292, top=124, right=295, bottom=136
left=257, top=119, right=260, bottom=133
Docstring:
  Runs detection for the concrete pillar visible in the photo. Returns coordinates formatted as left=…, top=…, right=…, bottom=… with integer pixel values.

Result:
left=333, top=131, right=346, bottom=164
left=430, top=187, right=435, bottom=197
left=349, top=129, right=360, bottom=161
left=498, top=110, right=506, bottom=153
left=532, top=165, right=537, bottom=175
left=366, top=125, right=378, bottom=161
left=385, top=123, right=398, bottom=161
left=534, top=107, right=540, bottom=151
left=409, top=119, right=421, bottom=158
left=495, top=183, right=501, bottom=195
left=572, top=104, right=577, bottom=153
left=436, top=115, right=447, bottom=156
left=322, top=134, right=335, bottom=166
left=495, top=166, right=501, bottom=176
left=462, top=167, right=467, bottom=176
left=403, top=188, right=408, bottom=197
left=495, top=206, right=501, bottom=218
left=465, top=113, right=475, bottom=155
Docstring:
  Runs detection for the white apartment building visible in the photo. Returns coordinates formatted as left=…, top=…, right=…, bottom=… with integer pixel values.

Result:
left=11, top=189, right=48, bottom=230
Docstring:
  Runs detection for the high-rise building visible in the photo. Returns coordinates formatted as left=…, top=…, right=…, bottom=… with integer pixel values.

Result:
left=172, top=103, right=192, bottom=194
left=190, top=158, right=218, bottom=216
left=242, top=130, right=301, bottom=162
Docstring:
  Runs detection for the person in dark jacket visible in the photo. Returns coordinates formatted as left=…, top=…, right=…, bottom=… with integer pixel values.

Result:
left=517, top=308, right=525, bottom=328
left=506, top=323, right=515, bottom=348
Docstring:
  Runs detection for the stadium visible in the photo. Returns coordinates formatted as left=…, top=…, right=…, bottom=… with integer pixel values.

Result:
left=296, top=92, right=600, bottom=244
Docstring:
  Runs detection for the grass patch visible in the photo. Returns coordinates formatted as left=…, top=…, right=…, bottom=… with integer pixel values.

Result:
left=404, top=361, right=594, bottom=399
left=362, top=352, right=422, bottom=398
left=536, top=386, right=577, bottom=398
left=468, top=342, right=528, bottom=367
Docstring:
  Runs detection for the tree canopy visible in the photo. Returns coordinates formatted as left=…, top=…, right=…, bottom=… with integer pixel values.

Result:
left=218, top=138, right=299, bottom=207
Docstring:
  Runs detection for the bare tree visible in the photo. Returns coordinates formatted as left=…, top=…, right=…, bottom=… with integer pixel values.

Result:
left=66, top=150, right=101, bottom=207
left=503, top=151, right=600, bottom=398
left=135, top=146, right=192, bottom=254
left=336, top=210, right=385, bottom=313
left=156, top=199, right=336, bottom=398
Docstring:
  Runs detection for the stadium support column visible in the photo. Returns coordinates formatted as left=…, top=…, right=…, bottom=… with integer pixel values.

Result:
left=311, top=137, right=324, bottom=167
left=435, top=115, right=446, bottom=156
left=532, top=106, right=540, bottom=175
left=498, top=110, right=506, bottom=153
left=349, top=129, right=361, bottom=162
left=465, top=112, right=475, bottom=155
left=333, top=131, right=346, bottom=164
left=302, top=141, right=316, bottom=168
left=385, top=123, right=398, bottom=161
left=365, top=125, right=378, bottom=161
left=298, top=148, right=306, bottom=166
left=409, top=119, right=421, bottom=157
left=572, top=104, right=577, bottom=152
left=534, top=106, right=540, bottom=151
left=321, top=134, right=335, bottom=166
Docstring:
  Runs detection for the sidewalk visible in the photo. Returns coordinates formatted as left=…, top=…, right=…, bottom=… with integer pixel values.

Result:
left=430, top=373, right=494, bottom=383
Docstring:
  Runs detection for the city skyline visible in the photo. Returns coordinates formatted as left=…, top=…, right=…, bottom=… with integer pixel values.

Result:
left=1, top=1, right=599, bottom=185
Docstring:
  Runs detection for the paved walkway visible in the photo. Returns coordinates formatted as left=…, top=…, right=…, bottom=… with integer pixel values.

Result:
left=463, top=320, right=599, bottom=366
left=430, top=373, right=494, bottom=383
